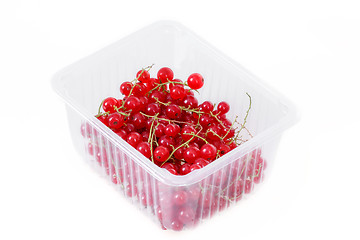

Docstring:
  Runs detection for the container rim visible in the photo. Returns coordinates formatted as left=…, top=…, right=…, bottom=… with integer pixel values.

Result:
left=51, top=20, right=300, bottom=186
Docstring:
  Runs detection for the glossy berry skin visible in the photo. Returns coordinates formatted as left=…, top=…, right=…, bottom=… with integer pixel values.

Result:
left=181, top=125, right=196, bottom=142
left=170, top=219, right=183, bottom=231
left=178, top=206, right=195, bottom=225
left=126, top=132, right=142, bottom=148
left=102, top=97, right=118, bottom=113
left=187, top=73, right=204, bottom=90
left=179, top=163, right=191, bottom=175
left=158, top=135, right=175, bottom=150
left=154, top=123, right=165, bottom=138
left=145, top=103, right=161, bottom=116
left=182, top=95, right=198, bottom=109
left=97, top=115, right=109, bottom=126
left=170, top=85, right=186, bottom=100
left=153, top=146, right=170, bottom=162
left=108, top=112, right=125, bottom=129
left=157, top=67, right=174, bottom=83
left=124, top=96, right=141, bottom=113
left=183, top=147, right=200, bottom=164
left=149, top=90, right=166, bottom=103
left=130, top=112, right=146, bottom=129
left=194, top=158, right=210, bottom=167
left=166, top=104, right=182, bottom=119
left=120, top=82, right=133, bottom=96
left=136, top=69, right=150, bottom=83
left=217, top=101, right=230, bottom=114
left=219, top=144, right=231, bottom=156
left=164, top=123, right=180, bottom=137
left=136, top=142, right=151, bottom=159
left=206, top=125, right=221, bottom=140
left=174, top=146, right=185, bottom=160
left=200, top=144, right=217, bottom=161
left=199, top=101, right=214, bottom=113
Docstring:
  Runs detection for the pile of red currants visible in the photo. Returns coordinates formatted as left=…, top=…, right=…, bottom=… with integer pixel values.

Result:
left=80, top=65, right=267, bottom=230
left=93, top=65, right=250, bottom=175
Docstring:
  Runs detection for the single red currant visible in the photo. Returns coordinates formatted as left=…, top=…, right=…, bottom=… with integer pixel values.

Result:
left=108, top=112, right=125, bottom=129
left=217, top=101, right=230, bottom=114
left=126, top=132, right=142, bottom=148
left=183, top=146, right=200, bottom=164
left=200, top=143, right=217, bottom=161
left=164, top=123, right=180, bottom=137
left=102, top=97, right=118, bottom=113
left=153, top=146, right=170, bottom=162
left=124, top=96, right=141, bottom=113
left=120, top=82, right=133, bottom=96
left=187, top=73, right=204, bottom=90
left=165, top=104, right=182, bottom=119
left=157, top=67, right=174, bottom=83
left=136, top=142, right=151, bottom=159
left=136, top=69, right=150, bottom=83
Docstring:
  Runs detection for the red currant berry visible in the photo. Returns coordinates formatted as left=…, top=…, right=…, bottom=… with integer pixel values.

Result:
left=97, top=114, right=109, bottom=126
left=187, top=73, right=204, bottom=90
left=136, top=69, right=150, bottom=83
left=116, top=129, right=127, bottom=139
left=149, top=90, right=166, bottom=103
left=174, top=146, right=185, bottom=160
left=165, top=104, right=182, bottom=119
left=183, top=146, right=200, bottom=164
left=153, top=146, right=170, bottom=162
left=157, top=67, right=174, bottom=83
left=206, top=125, right=221, bottom=140
left=181, top=125, right=196, bottom=142
left=164, top=124, right=180, bottom=137
left=158, top=135, right=175, bottom=150
left=102, top=97, right=118, bottom=113
left=108, top=112, right=125, bottom=129
left=217, top=101, right=230, bottom=114
left=178, top=206, right=195, bottom=225
left=123, top=123, right=135, bottom=133
left=219, top=144, right=231, bottom=156
left=199, top=101, right=214, bottom=113
left=170, top=85, right=186, bottom=100
left=145, top=103, right=161, bottom=116
left=182, top=95, right=198, bottom=109
left=169, top=78, right=183, bottom=90
left=199, top=114, right=213, bottom=127
left=126, top=132, right=142, bottom=148
left=154, top=123, right=165, bottom=138
left=179, top=163, right=191, bottom=175
left=200, top=144, right=217, bottom=161
left=120, top=82, right=133, bottom=96
left=124, top=96, right=141, bottom=113
left=173, top=191, right=188, bottom=206
left=130, top=112, right=146, bottom=129
left=170, top=219, right=183, bottom=231
left=136, top=142, right=151, bottom=159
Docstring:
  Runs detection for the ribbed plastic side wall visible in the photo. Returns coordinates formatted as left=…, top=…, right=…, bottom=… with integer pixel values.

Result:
left=75, top=110, right=280, bottom=230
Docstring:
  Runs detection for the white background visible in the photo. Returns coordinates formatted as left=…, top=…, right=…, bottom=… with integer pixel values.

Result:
left=1, top=0, right=359, bottom=239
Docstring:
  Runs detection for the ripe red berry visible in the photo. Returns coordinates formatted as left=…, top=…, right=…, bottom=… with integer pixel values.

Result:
left=157, top=67, right=174, bottom=83
left=165, top=104, right=182, bottom=119
left=164, top=124, right=180, bottom=137
left=102, top=97, right=118, bottom=113
left=183, top=146, right=200, bottom=164
left=187, top=73, right=204, bottom=90
left=170, top=85, right=186, bottom=100
left=179, top=163, right=191, bottom=175
left=182, top=95, right=198, bottom=109
left=199, top=101, right=214, bottom=113
left=120, top=82, right=133, bottom=96
left=136, top=142, right=151, bottom=159
left=158, top=135, right=175, bottom=150
left=217, top=101, right=230, bottom=114
left=145, top=103, right=161, bottom=116
left=136, top=69, right=150, bottom=83
left=108, top=112, right=125, bottom=129
left=124, top=96, right=141, bottom=113
left=200, top=143, right=217, bottom=161
left=126, top=132, right=142, bottom=148
left=130, top=112, right=146, bottom=129
left=173, top=191, right=188, bottom=206
left=181, top=125, right=196, bottom=142
left=153, top=146, right=170, bottom=162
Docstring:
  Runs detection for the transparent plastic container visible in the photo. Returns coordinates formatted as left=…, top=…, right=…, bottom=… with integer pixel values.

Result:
left=52, top=21, right=298, bottom=231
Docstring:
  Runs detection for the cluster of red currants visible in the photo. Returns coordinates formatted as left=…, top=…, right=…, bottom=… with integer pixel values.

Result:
left=93, top=65, right=245, bottom=175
